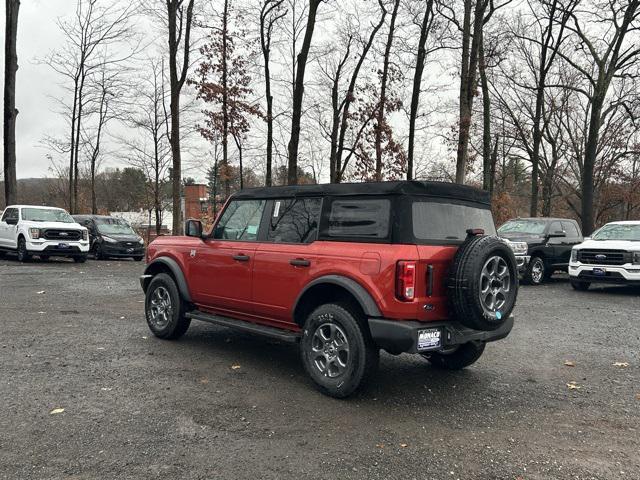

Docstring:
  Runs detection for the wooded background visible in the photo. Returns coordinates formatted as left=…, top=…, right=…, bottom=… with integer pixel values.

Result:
left=2, top=0, right=639, bottom=234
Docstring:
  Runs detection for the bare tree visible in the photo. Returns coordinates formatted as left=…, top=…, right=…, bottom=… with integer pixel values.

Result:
left=260, top=0, right=286, bottom=186
left=43, top=0, right=138, bottom=213
left=558, top=0, right=640, bottom=234
left=166, top=0, right=195, bottom=233
left=3, top=0, right=20, bottom=205
left=286, top=0, right=323, bottom=185
left=407, top=0, right=436, bottom=180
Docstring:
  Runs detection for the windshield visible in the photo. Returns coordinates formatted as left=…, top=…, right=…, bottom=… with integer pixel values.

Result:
left=412, top=202, right=496, bottom=242
left=592, top=224, right=640, bottom=242
left=96, top=217, right=137, bottom=236
left=498, top=219, right=547, bottom=236
left=22, top=208, right=74, bottom=223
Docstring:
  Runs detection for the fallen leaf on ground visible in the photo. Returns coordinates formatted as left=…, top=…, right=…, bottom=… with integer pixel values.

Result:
left=375, top=443, right=384, bottom=449
left=636, top=393, right=640, bottom=400
left=400, top=443, right=408, bottom=448
left=613, top=362, right=629, bottom=368
left=49, top=408, right=65, bottom=415
left=37, top=291, right=45, bottom=294
left=119, top=316, right=125, bottom=320
left=231, top=365, right=241, bottom=370
left=141, top=336, right=148, bottom=340
left=564, top=361, right=575, bottom=367
left=200, top=378, right=209, bottom=384
left=101, top=387, right=112, bottom=391
left=566, top=381, right=581, bottom=390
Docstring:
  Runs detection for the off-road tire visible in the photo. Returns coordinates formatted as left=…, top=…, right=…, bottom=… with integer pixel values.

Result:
left=74, top=255, right=87, bottom=263
left=17, top=237, right=31, bottom=263
left=300, top=303, right=379, bottom=398
left=570, top=279, right=590, bottom=291
left=145, top=273, right=191, bottom=340
left=448, top=235, right=518, bottom=331
left=423, top=342, right=486, bottom=370
left=524, top=256, right=546, bottom=285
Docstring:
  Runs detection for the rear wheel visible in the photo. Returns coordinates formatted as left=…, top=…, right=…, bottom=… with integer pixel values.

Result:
left=145, top=273, right=191, bottom=339
left=17, top=237, right=31, bottom=263
left=570, top=279, right=590, bottom=291
left=74, top=255, right=87, bottom=263
left=40, top=255, right=50, bottom=261
left=524, top=256, right=545, bottom=285
left=423, top=342, right=486, bottom=370
left=300, top=303, right=379, bottom=398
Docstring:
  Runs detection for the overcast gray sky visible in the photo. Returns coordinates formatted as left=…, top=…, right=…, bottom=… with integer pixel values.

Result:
left=1, top=0, right=83, bottom=179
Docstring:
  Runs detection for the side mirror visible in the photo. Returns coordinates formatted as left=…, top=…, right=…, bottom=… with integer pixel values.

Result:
left=547, top=231, right=566, bottom=238
left=5, top=217, right=18, bottom=225
left=185, top=219, right=203, bottom=238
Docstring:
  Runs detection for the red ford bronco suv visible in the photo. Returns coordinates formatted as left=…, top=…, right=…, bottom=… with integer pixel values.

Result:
left=140, top=181, right=518, bottom=397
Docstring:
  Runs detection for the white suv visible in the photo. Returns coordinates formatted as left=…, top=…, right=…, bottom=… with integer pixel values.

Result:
left=0, top=205, right=90, bottom=262
left=569, top=221, right=640, bottom=290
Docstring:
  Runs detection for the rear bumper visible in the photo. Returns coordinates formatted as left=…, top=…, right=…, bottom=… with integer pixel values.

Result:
left=368, top=315, right=514, bottom=354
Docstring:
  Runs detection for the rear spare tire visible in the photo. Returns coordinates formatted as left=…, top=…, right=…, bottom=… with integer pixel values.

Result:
left=448, top=234, right=518, bottom=331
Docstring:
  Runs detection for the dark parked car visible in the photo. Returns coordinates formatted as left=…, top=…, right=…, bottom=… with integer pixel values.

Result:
left=73, top=215, right=145, bottom=261
left=498, top=217, right=583, bottom=285
left=140, top=181, right=519, bottom=398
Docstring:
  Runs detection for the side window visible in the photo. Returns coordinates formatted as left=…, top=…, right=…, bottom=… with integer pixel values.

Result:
left=213, top=200, right=265, bottom=241
left=328, top=199, right=391, bottom=239
left=562, top=221, right=579, bottom=239
left=267, top=198, right=322, bottom=244
left=2, top=208, right=18, bottom=223
left=548, top=221, right=563, bottom=234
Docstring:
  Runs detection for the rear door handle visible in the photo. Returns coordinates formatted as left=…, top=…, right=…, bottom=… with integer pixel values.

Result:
left=232, top=254, right=250, bottom=262
left=289, top=258, right=311, bottom=267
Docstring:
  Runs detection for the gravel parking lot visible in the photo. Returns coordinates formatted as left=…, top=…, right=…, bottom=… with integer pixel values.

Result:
left=0, top=257, right=639, bottom=479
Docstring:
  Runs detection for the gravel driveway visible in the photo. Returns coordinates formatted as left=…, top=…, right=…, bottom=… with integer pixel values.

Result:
left=0, top=257, right=638, bottom=479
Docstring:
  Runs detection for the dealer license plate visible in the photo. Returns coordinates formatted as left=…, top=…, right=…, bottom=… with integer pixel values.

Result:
left=58, top=243, right=69, bottom=249
left=417, top=328, right=442, bottom=351
left=593, top=267, right=606, bottom=276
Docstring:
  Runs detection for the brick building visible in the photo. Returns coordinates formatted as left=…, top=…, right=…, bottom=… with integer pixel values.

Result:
left=182, top=184, right=212, bottom=222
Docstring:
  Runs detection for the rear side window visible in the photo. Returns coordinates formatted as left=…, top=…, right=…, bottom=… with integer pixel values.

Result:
left=412, top=202, right=496, bottom=242
left=268, top=198, right=322, bottom=243
left=213, top=200, right=265, bottom=241
left=328, top=199, right=390, bottom=239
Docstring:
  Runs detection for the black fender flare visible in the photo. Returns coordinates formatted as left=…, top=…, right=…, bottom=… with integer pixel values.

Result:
left=143, top=257, right=192, bottom=303
left=293, top=274, right=382, bottom=319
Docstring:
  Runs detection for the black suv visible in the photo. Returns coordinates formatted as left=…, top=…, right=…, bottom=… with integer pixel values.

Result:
left=498, top=217, right=583, bottom=285
left=73, top=215, right=145, bottom=261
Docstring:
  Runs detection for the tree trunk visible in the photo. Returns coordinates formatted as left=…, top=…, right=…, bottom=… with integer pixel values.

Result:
left=3, top=0, right=20, bottom=206
left=167, top=0, right=194, bottom=235
left=479, top=31, right=492, bottom=191
left=407, top=0, right=433, bottom=181
left=375, top=0, right=400, bottom=182
left=581, top=97, right=603, bottom=235
left=287, top=0, right=322, bottom=185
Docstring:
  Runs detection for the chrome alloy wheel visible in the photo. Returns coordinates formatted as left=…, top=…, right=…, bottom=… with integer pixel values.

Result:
left=149, top=286, right=173, bottom=329
left=311, top=323, right=350, bottom=378
left=479, top=255, right=512, bottom=316
left=530, top=258, right=544, bottom=284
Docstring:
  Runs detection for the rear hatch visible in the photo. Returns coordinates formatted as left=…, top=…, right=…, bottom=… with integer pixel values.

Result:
left=407, top=198, right=497, bottom=322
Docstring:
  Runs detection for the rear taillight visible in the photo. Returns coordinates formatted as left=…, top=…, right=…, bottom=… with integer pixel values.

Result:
left=396, top=261, right=416, bottom=301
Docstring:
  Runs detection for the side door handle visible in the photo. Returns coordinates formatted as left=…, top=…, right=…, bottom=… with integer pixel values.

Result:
left=232, top=254, right=250, bottom=262
left=290, top=258, right=311, bottom=267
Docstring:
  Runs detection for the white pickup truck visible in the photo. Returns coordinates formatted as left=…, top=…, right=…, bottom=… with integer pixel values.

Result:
left=0, top=205, right=90, bottom=262
left=569, top=221, right=640, bottom=290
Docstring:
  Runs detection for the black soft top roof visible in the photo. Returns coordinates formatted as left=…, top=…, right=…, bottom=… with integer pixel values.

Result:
left=232, top=180, right=490, bottom=205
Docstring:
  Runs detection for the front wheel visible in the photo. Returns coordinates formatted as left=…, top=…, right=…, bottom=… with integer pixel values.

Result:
left=300, top=303, right=379, bottom=398
left=133, top=256, right=144, bottom=262
left=570, top=279, right=590, bottom=291
left=524, top=256, right=546, bottom=285
left=422, top=342, right=486, bottom=370
left=17, top=237, right=31, bottom=263
left=74, top=255, right=87, bottom=263
left=145, top=273, right=191, bottom=340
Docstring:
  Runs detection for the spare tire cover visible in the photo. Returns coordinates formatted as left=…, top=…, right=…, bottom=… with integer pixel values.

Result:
left=448, top=235, right=518, bottom=331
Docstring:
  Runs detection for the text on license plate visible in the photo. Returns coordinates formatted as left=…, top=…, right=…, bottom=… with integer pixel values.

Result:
left=593, top=267, right=606, bottom=276
left=58, top=243, right=69, bottom=249
left=418, top=328, right=442, bottom=351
